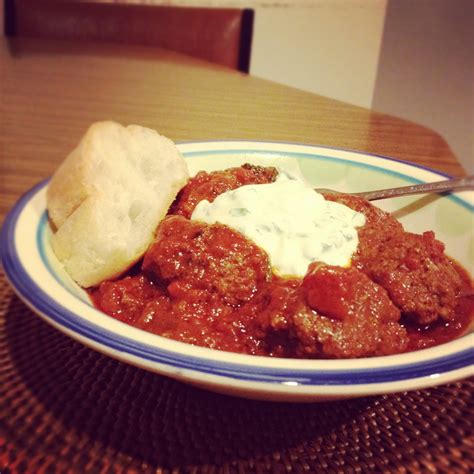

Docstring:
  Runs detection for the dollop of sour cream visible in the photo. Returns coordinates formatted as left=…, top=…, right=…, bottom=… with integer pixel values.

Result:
left=191, top=172, right=366, bottom=277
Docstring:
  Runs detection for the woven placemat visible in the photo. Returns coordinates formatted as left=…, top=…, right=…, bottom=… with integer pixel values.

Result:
left=0, top=272, right=472, bottom=474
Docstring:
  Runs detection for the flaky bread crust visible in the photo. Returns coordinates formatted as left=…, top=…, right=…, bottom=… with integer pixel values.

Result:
left=47, top=121, right=189, bottom=287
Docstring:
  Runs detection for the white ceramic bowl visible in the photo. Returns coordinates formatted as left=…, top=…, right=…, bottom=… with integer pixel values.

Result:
left=1, top=141, right=473, bottom=402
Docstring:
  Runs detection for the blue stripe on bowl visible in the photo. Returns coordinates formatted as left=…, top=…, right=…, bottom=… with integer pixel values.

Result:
left=1, top=146, right=473, bottom=387
left=176, top=139, right=455, bottom=179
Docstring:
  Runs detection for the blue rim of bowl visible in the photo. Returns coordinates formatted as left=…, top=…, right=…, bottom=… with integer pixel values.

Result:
left=1, top=143, right=473, bottom=386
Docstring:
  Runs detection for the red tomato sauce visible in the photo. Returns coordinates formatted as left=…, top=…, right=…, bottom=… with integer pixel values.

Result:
left=89, top=165, right=473, bottom=358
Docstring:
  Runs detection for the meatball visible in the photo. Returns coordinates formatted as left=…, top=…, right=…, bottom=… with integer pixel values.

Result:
left=324, top=193, right=404, bottom=264
left=355, top=231, right=463, bottom=324
left=300, top=264, right=407, bottom=358
left=92, top=274, right=161, bottom=323
left=326, top=194, right=463, bottom=324
left=143, top=215, right=271, bottom=306
left=252, top=265, right=408, bottom=358
left=170, top=163, right=278, bottom=218
left=248, top=279, right=304, bottom=358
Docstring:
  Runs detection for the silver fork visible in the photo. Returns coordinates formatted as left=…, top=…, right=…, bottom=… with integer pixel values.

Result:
left=315, top=175, right=474, bottom=201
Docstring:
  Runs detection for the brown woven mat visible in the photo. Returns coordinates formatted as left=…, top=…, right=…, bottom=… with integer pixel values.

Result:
left=0, top=272, right=472, bottom=474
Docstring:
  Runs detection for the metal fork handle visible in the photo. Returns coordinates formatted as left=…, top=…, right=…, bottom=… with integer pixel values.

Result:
left=354, top=175, right=474, bottom=201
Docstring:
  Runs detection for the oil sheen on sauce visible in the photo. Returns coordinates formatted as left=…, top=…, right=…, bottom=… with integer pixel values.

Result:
left=191, top=173, right=366, bottom=277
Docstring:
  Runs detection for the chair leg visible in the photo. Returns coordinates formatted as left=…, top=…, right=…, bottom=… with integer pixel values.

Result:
left=238, top=8, right=254, bottom=73
left=4, top=0, right=17, bottom=36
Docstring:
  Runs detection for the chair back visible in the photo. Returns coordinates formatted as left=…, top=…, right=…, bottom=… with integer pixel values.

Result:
left=4, top=0, right=254, bottom=72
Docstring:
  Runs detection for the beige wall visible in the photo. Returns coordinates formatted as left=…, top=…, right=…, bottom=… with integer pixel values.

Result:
left=250, top=2, right=388, bottom=108
left=372, top=0, right=473, bottom=173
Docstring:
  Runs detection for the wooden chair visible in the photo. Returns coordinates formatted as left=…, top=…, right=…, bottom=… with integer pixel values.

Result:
left=4, top=0, right=254, bottom=72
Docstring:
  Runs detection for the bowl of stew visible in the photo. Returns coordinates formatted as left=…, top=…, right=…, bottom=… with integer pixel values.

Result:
left=2, top=141, right=473, bottom=402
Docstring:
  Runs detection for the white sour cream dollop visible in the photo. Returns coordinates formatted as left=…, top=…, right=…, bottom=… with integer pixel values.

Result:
left=191, top=173, right=366, bottom=277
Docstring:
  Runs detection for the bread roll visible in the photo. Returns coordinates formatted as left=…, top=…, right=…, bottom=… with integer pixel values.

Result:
left=47, top=121, right=189, bottom=287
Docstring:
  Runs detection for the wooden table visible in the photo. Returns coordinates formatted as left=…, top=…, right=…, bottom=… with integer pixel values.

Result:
left=1, top=37, right=472, bottom=474
left=0, top=36, right=466, bottom=223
